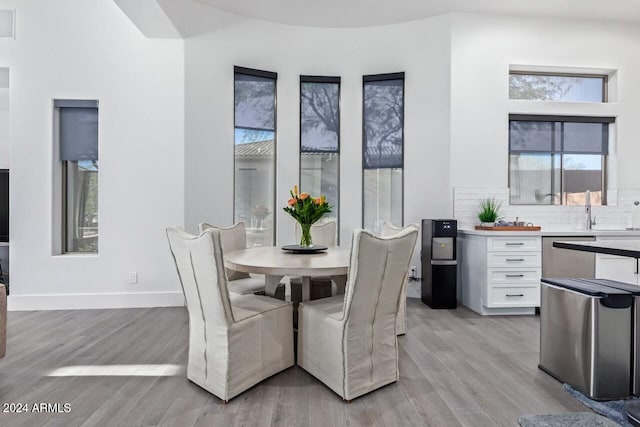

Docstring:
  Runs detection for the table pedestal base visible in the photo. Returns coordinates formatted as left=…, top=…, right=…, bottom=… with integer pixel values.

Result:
left=265, top=274, right=348, bottom=302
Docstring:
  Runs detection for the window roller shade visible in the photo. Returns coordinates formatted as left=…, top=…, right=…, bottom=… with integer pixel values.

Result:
left=59, top=108, right=98, bottom=161
left=363, top=77, right=404, bottom=169
left=234, top=73, right=276, bottom=132
left=509, top=116, right=611, bottom=155
left=301, top=80, right=340, bottom=153
left=563, top=122, right=609, bottom=154
left=54, top=99, right=98, bottom=109
left=56, top=100, right=98, bottom=161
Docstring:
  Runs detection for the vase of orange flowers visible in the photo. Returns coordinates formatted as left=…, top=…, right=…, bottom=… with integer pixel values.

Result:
left=283, top=185, right=332, bottom=247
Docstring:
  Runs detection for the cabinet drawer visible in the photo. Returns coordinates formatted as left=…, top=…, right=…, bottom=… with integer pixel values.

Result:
left=487, top=237, right=540, bottom=252
left=488, top=252, right=541, bottom=268
left=487, top=286, right=539, bottom=307
left=488, top=268, right=541, bottom=284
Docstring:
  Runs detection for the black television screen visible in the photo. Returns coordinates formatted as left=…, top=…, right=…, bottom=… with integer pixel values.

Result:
left=0, top=170, right=8, bottom=242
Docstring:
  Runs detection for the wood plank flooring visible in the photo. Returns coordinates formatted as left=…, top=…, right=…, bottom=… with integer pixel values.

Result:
left=0, top=300, right=587, bottom=426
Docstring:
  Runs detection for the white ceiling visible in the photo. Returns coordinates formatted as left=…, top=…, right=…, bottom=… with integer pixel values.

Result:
left=193, top=0, right=640, bottom=28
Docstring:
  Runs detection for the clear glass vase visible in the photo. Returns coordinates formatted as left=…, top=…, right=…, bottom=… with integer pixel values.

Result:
left=299, top=223, right=313, bottom=247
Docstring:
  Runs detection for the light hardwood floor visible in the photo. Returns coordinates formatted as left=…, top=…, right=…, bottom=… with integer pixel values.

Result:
left=0, top=299, right=586, bottom=427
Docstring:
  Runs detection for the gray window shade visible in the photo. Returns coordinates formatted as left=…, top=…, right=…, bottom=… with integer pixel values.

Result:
left=301, top=81, right=339, bottom=153
left=234, top=73, right=276, bottom=131
left=363, top=77, right=404, bottom=169
left=563, top=122, right=608, bottom=154
left=509, top=117, right=610, bottom=155
left=509, top=121, right=555, bottom=152
left=55, top=100, right=99, bottom=161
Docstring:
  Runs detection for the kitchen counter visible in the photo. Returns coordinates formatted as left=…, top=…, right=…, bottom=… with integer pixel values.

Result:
left=458, top=229, right=640, bottom=316
left=459, top=229, right=640, bottom=237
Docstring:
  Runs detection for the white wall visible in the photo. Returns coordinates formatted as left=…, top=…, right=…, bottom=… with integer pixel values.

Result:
left=184, top=6, right=452, bottom=268
left=450, top=13, right=640, bottom=194
left=184, top=8, right=640, bottom=285
left=5, top=2, right=640, bottom=308
left=2, top=0, right=184, bottom=310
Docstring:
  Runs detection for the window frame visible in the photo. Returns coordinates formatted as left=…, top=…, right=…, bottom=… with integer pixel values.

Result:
left=299, top=75, right=341, bottom=241
left=361, top=72, right=405, bottom=229
left=508, top=71, right=608, bottom=103
left=233, top=66, right=278, bottom=245
left=61, top=160, right=99, bottom=253
left=54, top=99, right=99, bottom=254
left=508, top=114, right=615, bottom=206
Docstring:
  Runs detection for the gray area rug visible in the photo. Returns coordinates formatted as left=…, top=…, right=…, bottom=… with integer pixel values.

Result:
left=563, top=383, right=640, bottom=427
left=518, top=412, right=621, bottom=427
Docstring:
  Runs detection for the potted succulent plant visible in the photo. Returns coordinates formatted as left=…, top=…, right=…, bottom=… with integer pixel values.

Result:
left=477, top=198, right=502, bottom=226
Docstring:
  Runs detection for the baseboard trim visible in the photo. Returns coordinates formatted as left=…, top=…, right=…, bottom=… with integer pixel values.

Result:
left=7, top=291, right=185, bottom=311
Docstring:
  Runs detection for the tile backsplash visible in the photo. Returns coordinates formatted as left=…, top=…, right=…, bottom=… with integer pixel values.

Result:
left=453, top=187, right=640, bottom=230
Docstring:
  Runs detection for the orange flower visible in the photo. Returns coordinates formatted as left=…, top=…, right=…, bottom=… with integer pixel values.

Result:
left=320, top=195, right=326, bottom=204
left=293, top=185, right=298, bottom=196
left=287, top=198, right=296, bottom=206
left=299, top=193, right=310, bottom=200
left=313, top=197, right=320, bottom=204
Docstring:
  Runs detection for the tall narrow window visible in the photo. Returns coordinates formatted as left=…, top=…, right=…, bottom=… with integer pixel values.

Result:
left=509, top=115, right=613, bottom=205
left=234, top=66, right=277, bottom=247
left=362, top=73, right=404, bottom=231
left=300, top=76, right=340, bottom=231
left=55, top=99, right=99, bottom=253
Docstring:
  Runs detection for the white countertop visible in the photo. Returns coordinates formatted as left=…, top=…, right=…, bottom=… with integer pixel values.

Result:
left=459, top=228, right=640, bottom=237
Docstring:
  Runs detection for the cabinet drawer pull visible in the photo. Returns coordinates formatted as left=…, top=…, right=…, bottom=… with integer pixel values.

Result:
left=505, top=242, right=524, bottom=246
left=506, top=258, right=525, bottom=262
left=506, top=294, right=524, bottom=297
left=505, top=274, right=524, bottom=278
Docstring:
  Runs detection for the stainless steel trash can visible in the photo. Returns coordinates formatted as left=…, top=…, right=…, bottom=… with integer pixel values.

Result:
left=580, top=278, right=640, bottom=396
left=540, top=278, right=633, bottom=400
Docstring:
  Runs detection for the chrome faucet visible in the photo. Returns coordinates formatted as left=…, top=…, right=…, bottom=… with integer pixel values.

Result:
left=585, top=190, right=593, bottom=230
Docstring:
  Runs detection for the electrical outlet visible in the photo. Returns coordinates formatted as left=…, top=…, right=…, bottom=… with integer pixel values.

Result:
left=128, top=272, right=138, bottom=284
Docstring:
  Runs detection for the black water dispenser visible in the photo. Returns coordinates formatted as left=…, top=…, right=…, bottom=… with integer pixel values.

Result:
left=421, top=219, right=457, bottom=309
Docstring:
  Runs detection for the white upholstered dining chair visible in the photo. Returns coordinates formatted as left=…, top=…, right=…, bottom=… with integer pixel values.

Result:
left=297, top=225, right=419, bottom=401
left=381, top=222, right=415, bottom=335
left=166, top=227, right=294, bottom=402
left=199, top=222, right=267, bottom=296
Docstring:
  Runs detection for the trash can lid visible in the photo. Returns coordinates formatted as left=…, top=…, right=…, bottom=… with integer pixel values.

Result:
left=542, top=277, right=633, bottom=309
left=542, top=278, right=631, bottom=297
left=580, top=278, right=640, bottom=296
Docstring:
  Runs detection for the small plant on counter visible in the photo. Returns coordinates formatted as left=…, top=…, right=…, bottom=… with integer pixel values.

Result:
left=477, top=198, right=502, bottom=225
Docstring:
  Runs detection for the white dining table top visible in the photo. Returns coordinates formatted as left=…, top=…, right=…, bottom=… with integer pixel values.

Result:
left=224, top=246, right=350, bottom=277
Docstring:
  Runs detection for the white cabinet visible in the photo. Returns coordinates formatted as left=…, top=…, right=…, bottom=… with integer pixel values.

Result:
left=487, top=236, right=540, bottom=252
left=595, top=236, right=640, bottom=285
left=460, top=234, right=541, bottom=315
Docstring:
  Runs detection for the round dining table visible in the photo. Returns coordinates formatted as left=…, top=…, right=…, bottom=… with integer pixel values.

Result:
left=224, top=246, right=350, bottom=301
